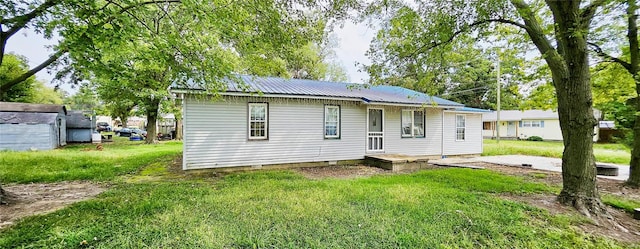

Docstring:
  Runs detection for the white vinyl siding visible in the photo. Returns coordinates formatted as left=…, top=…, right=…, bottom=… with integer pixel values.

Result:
left=183, top=96, right=365, bottom=169
left=443, top=112, right=482, bottom=155
left=456, top=114, right=466, bottom=141
left=248, top=103, right=268, bottom=140
left=384, top=107, right=442, bottom=156
left=401, top=109, right=425, bottom=138
left=324, top=105, right=340, bottom=138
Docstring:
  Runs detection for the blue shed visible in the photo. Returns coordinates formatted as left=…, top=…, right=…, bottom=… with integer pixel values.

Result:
left=0, top=102, right=67, bottom=151
left=66, top=111, right=93, bottom=143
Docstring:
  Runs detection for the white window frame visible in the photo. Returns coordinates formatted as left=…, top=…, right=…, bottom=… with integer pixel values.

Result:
left=456, top=114, right=466, bottom=141
left=248, top=103, right=268, bottom=140
left=324, top=105, right=340, bottom=139
left=523, top=120, right=541, bottom=128
left=401, top=109, right=425, bottom=138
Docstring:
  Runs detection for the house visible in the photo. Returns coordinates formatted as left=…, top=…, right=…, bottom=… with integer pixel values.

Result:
left=482, top=109, right=601, bottom=141
left=0, top=102, right=67, bottom=151
left=66, top=111, right=94, bottom=143
left=171, top=75, right=484, bottom=170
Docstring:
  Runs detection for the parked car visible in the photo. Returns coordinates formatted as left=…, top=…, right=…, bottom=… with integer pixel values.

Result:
left=132, top=128, right=147, bottom=137
left=97, top=122, right=111, bottom=132
left=118, top=128, right=133, bottom=137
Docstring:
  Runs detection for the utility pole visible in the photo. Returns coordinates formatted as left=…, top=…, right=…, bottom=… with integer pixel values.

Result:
left=496, top=55, right=501, bottom=144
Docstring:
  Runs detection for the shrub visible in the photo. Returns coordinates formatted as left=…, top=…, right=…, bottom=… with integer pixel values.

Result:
left=527, top=136, right=543, bottom=141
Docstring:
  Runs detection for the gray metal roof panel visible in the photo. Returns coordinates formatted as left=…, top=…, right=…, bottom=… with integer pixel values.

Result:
left=66, top=111, right=92, bottom=128
left=177, top=75, right=464, bottom=107
left=0, top=102, right=66, bottom=114
left=0, top=112, right=58, bottom=124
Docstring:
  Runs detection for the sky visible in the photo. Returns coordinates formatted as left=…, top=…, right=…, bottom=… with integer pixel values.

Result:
left=5, top=21, right=375, bottom=95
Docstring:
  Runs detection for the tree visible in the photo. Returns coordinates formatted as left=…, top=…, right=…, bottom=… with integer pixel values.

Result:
left=64, top=84, right=102, bottom=111
left=0, top=54, right=38, bottom=102
left=0, top=0, right=195, bottom=94
left=365, top=0, right=609, bottom=217
left=74, top=1, right=337, bottom=144
left=589, top=0, right=640, bottom=187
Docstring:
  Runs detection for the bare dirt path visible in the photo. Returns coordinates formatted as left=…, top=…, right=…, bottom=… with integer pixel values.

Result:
left=0, top=181, right=106, bottom=229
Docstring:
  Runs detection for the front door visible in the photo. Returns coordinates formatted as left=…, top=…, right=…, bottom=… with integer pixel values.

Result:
left=367, top=108, right=384, bottom=152
left=507, top=121, right=516, bottom=137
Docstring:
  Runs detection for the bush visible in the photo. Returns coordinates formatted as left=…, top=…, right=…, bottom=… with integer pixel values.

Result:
left=527, top=136, right=543, bottom=141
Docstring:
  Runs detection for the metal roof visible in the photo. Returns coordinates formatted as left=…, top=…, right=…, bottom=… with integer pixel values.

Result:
left=0, top=102, right=66, bottom=114
left=0, top=112, right=59, bottom=124
left=483, top=110, right=559, bottom=121
left=454, top=107, right=492, bottom=113
left=66, top=111, right=92, bottom=128
left=174, top=75, right=464, bottom=107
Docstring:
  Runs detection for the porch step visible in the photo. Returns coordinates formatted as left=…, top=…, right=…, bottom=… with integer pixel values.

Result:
left=364, top=154, right=433, bottom=172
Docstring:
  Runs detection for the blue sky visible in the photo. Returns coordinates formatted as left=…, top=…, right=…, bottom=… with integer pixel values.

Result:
left=6, top=22, right=374, bottom=94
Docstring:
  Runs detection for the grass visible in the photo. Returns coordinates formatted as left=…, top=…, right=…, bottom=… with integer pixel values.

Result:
left=483, top=139, right=631, bottom=164
left=603, top=194, right=640, bottom=213
left=0, top=137, right=182, bottom=183
left=0, top=139, right=637, bottom=248
left=0, top=167, right=633, bottom=248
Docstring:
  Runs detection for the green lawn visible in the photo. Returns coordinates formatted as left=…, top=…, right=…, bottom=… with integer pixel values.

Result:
left=2, top=169, right=632, bottom=248
left=483, top=139, right=631, bottom=164
left=0, top=137, right=182, bottom=183
left=0, top=140, right=637, bottom=248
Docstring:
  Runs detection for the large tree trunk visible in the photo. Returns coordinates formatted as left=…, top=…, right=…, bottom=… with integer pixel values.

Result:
left=144, top=98, right=160, bottom=144
left=174, top=118, right=183, bottom=140
left=0, top=184, right=6, bottom=204
left=546, top=1, right=606, bottom=217
left=629, top=95, right=640, bottom=187
left=627, top=0, right=640, bottom=187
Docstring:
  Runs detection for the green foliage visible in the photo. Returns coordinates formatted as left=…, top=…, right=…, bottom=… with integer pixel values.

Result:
left=0, top=53, right=63, bottom=104
left=364, top=5, right=526, bottom=109
left=0, top=168, right=627, bottom=248
left=64, top=84, right=102, bottom=111
left=527, top=136, right=543, bottom=141
left=483, top=140, right=630, bottom=164
left=522, top=82, right=557, bottom=110
left=0, top=137, right=182, bottom=183
left=0, top=54, right=36, bottom=102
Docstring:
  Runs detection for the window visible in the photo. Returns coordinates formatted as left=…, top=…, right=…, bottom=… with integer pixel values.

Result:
left=483, top=122, right=493, bottom=130
left=522, top=120, right=543, bottom=128
left=456, top=114, right=466, bottom=141
left=401, top=110, right=425, bottom=138
left=248, top=103, right=268, bottom=140
left=324, top=105, right=340, bottom=138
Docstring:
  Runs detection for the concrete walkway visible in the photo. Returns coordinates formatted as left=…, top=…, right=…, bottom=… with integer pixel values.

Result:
left=432, top=155, right=630, bottom=181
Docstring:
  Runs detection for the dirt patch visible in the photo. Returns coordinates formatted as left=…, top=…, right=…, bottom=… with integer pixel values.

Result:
left=0, top=181, right=106, bottom=230
left=501, top=193, right=640, bottom=243
left=294, top=165, right=389, bottom=179
left=464, top=162, right=640, bottom=244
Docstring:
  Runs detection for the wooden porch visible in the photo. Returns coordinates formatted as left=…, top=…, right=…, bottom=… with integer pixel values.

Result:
left=364, top=154, right=437, bottom=172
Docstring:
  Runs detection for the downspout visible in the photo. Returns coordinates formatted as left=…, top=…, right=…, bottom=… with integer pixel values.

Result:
left=441, top=110, right=445, bottom=158
left=181, top=93, right=186, bottom=170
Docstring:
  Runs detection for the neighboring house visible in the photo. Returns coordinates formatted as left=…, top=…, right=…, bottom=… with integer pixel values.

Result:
left=171, top=75, right=485, bottom=170
left=66, top=111, right=94, bottom=143
left=0, top=102, right=67, bottom=151
left=482, top=109, right=601, bottom=141
left=598, top=121, right=619, bottom=143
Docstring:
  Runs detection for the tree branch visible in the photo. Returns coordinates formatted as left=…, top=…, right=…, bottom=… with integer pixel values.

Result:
left=588, top=42, right=633, bottom=72
left=1, top=0, right=184, bottom=94
left=581, top=0, right=612, bottom=23
left=512, top=0, right=566, bottom=72
left=0, top=50, right=65, bottom=93
left=407, top=18, right=528, bottom=60
left=2, top=0, right=62, bottom=37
